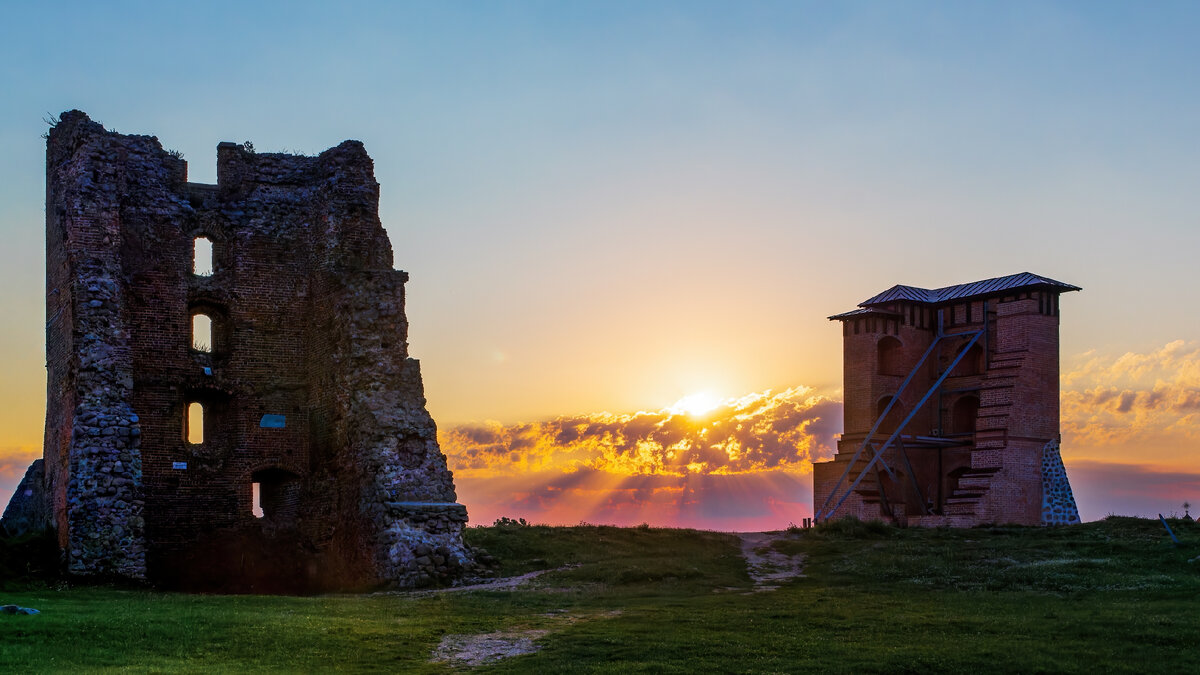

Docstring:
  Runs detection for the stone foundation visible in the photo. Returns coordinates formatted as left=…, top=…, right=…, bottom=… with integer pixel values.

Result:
left=1040, top=439, right=1081, bottom=525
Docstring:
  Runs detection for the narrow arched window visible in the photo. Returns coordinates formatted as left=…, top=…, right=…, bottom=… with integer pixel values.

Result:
left=251, top=482, right=264, bottom=518
left=952, top=396, right=980, bottom=435
left=193, top=236, right=214, bottom=276
left=187, top=402, right=205, bottom=444
left=192, top=313, right=213, bottom=352
left=251, top=468, right=301, bottom=523
left=878, top=336, right=903, bottom=376
left=953, top=343, right=985, bottom=376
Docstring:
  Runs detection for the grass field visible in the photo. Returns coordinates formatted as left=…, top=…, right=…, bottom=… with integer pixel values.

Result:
left=1, top=517, right=1198, bottom=673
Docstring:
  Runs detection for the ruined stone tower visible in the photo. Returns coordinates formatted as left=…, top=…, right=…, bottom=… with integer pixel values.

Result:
left=2, top=111, right=473, bottom=590
left=813, top=273, right=1082, bottom=527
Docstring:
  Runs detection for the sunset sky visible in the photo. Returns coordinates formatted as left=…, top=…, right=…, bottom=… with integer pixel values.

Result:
left=2, top=1, right=1198, bottom=529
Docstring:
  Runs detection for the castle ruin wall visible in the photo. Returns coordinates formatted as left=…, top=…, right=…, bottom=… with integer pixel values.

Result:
left=4, top=111, right=474, bottom=590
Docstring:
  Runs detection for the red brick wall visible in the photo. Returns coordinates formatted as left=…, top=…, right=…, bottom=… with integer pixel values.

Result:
left=817, top=289, right=1069, bottom=526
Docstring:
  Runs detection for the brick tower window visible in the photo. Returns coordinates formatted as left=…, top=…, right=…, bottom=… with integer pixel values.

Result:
left=193, top=236, right=214, bottom=276
left=192, top=313, right=213, bottom=352
left=251, top=482, right=264, bottom=518
left=878, top=336, right=904, bottom=376
left=186, top=402, right=204, bottom=444
left=951, top=395, right=979, bottom=435
left=953, top=343, right=984, bottom=376
left=251, top=468, right=301, bottom=524
left=188, top=304, right=230, bottom=357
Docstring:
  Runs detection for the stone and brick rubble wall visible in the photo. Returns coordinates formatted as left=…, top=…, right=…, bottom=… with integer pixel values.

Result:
left=3, top=111, right=475, bottom=589
left=329, top=269, right=472, bottom=587
left=1040, top=438, right=1081, bottom=525
left=40, top=112, right=149, bottom=578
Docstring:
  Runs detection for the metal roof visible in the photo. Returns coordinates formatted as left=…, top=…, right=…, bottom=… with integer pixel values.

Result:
left=859, top=272, right=1081, bottom=307
left=827, top=307, right=904, bottom=321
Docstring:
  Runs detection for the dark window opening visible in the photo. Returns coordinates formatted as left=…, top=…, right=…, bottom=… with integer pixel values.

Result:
left=951, top=395, right=980, bottom=435
left=952, top=342, right=985, bottom=376
left=878, top=336, right=904, bottom=376
left=250, top=468, right=301, bottom=524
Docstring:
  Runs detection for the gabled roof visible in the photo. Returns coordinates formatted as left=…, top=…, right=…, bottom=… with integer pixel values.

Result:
left=830, top=272, right=1081, bottom=321
left=860, top=272, right=1080, bottom=307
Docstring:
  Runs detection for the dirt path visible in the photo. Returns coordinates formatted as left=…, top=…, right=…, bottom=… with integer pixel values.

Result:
left=430, top=629, right=550, bottom=667
left=429, top=609, right=623, bottom=668
left=374, top=565, right=577, bottom=599
left=425, top=534, right=804, bottom=667
left=415, top=567, right=565, bottom=595
left=737, top=532, right=806, bottom=592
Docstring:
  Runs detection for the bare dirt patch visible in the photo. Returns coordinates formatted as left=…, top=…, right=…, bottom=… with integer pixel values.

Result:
left=431, top=629, right=550, bottom=668
left=737, top=532, right=806, bottom=592
left=430, top=610, right=622, bottom=668
left=417, top=567, right=565, bottom=595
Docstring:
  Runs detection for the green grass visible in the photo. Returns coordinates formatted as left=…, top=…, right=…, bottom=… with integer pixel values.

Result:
left=1, top=517, right=1198, bottom=672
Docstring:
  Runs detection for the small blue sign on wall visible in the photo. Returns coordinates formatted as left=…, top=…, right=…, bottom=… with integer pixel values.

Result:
left=172, top=461, right=187, bottom=470
left=260, top=414, right=287, bottom=429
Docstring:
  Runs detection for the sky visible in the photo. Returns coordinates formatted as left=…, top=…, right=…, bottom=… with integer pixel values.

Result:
left=1, top=1, right=1198, bottom=529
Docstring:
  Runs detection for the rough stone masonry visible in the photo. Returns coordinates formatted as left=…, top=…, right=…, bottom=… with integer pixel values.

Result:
left=0, top=111, right=477, bottom=590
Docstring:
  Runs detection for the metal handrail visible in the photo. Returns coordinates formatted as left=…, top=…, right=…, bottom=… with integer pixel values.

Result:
left=816, top=328, right=983, bottom=521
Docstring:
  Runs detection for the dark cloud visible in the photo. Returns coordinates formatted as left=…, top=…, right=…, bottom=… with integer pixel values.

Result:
left=0, top=449, right=40, bottom=515
left=0, top=449, right=37, bottom=485
left=1068, top=461, right=1200, bottom=521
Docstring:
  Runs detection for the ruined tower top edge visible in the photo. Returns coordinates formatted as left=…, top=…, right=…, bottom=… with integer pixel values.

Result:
left=48, top=110, right=394, bottom=273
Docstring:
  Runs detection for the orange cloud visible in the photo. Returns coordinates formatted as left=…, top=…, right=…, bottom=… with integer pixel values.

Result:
left=443, top=387, right=840, bottom=479
left=441, top=387, right=839, bottom=529
left=1062, top=340, right=1200, bottom=457
left=443, top=347, right=1200, bottom=528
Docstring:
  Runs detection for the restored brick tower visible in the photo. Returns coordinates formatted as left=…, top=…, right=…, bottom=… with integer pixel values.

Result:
left=813, top=273, right=1082, bottom=527
left=2, top=111, right=474, bottom=590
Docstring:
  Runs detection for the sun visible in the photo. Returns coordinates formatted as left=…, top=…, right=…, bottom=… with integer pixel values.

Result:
left=670, top=391, right=723, bottom=417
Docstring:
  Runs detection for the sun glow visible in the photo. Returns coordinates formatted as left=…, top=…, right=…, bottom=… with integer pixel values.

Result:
left=670, top=390, right=723, bottom=417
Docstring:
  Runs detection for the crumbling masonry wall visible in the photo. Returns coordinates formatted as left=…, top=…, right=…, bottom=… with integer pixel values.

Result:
left=3, top=111, right=473, bottom=589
